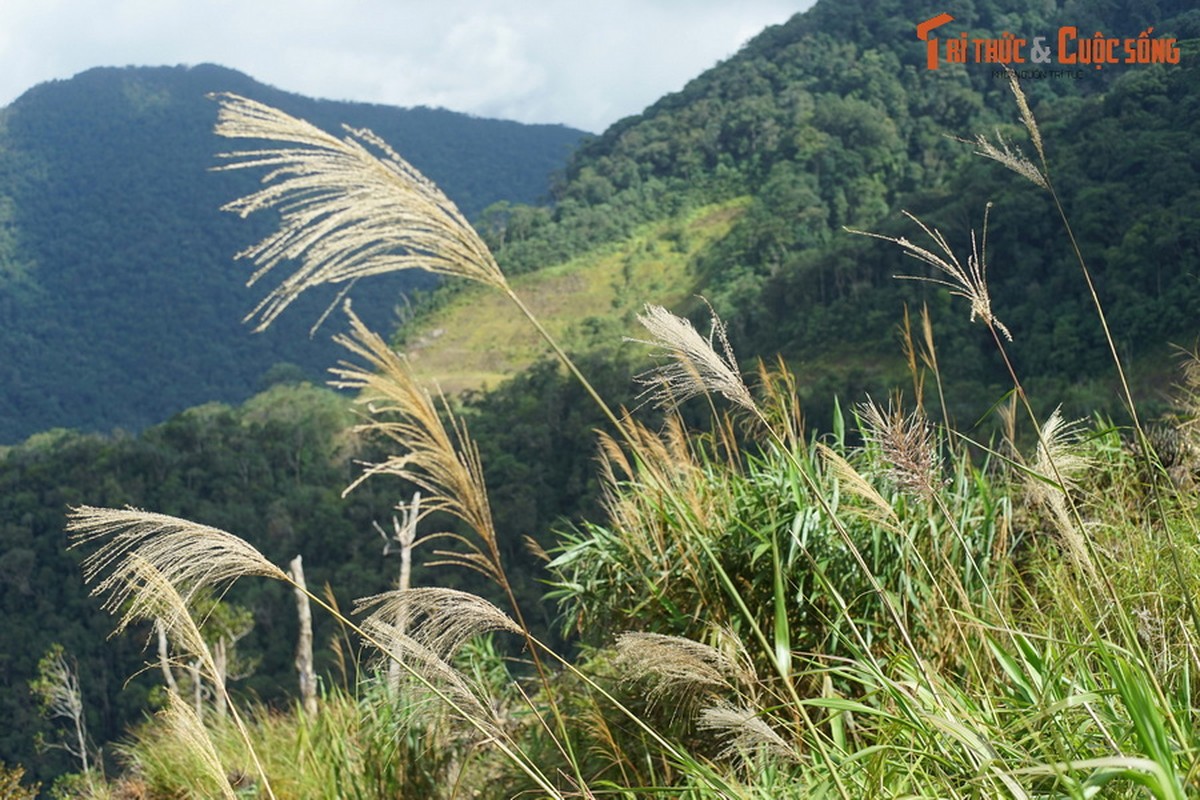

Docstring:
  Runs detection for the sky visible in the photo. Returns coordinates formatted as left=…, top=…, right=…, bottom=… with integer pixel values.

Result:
left=0, top=1, right=811, bottom=134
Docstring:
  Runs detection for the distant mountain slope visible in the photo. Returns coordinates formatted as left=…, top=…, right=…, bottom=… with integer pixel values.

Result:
left=0, top=64, right=584, bottom=443
left=464, top=0, right=1200, bottom=421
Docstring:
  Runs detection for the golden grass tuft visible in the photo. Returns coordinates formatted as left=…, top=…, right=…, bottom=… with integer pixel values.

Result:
left=157, top=691, right=239, bottom=800
left=354, top=587, right=520, bottom=661
left=1025, top=407, right=1095, bottom=575
left=330, top=304, right=503, bottom=584
left=68, top=506, right=288, bottom=627
left=614, top=632, right=752, bottom=709
left=696, top=703, right=795, bottom=763
left=857, top=396, right=940, bottom=502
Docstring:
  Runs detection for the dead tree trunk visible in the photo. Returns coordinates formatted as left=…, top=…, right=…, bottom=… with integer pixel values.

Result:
left=212, top=639, right=228, bottom=718
left=289, top=555, right=318, bottom=716
left=156, top=619, right=180, bottom=695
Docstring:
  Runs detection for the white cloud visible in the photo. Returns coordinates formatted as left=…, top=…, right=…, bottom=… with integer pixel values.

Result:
left=0, top=0, right=808, bottom=132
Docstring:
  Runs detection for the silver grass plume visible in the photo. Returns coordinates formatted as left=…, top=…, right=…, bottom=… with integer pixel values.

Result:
left=159, top=691, right=239, bottom=800
left=354, top=589, right=517, bottom=737
left=849, top=206, right=1011, bottom=341
left=68, top=506, right=288, bottom=614
left=1007, top=71, right=1045, bottom=165
left=354, top=587, right=520, bottom=661
left=68, top=508, right=280, bottom=797
left=96, top=554, right=212, bottom=666
left=697, top=703, right=795, bottom=763
left=857, top=396, right=940, bottom=501
left=966, top=130, right=1048, bottom=191
left=1026, top=407, right=1094, bottom=574
left=330, top=305, right=502, bottom=584
left=960, top=69, right=1048, bottom=190
left=211, top=93, right=508, bottom=331
left=366, top=628, right=502, bottom=738
left=816, top=442, right=900, bottom=528
left=628, top=302, right=756, bottom=414
left=1027, top=408, right=1091, bottom=503
left=614, top=632, right=751, bottom=708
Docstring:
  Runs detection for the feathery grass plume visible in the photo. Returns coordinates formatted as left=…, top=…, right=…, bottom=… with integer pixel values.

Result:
left=951, top=68, right=1047, bottom=190
left=361, top=626, right=502, bottom=738
left=868, top=209, right=1009, bottom=341
left=157, top=691, right=240, bottom=800
left=94, top=554, right=212, bottom=662
left=1007, top=70, right=1045, bottom=165
left=353, top=591, right=514, bottom=738
left=614, top=632, right=752, bottom=709
left=816, top=442, right=900, bottom=530
left=211, top=93, right=508, bottom=331
left=68, top=507, right=285, bottom=799
left=1026, top=407, right=1091, bottom=506
left=329, top=304, right=502, bottom=583
left=696, top=703, right=795, bottom=763
left=966, top=129, right=1048, bottom=191
left=1026, top=407, right=1095, bottom=575
left=850, top=206, right=1011, bottom=342
left=628, top=301, right=756, bottom=414
left=857, top=396, right=939, bottom=501
left=68, top=506, right=288, bottom=619
left=354, top=587, right=520, bottom=661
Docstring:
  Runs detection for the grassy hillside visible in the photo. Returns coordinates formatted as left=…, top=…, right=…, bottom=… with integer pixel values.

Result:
left=405, top=200, right=747, bottom=392
left=467, top=0, right=1200, bottom=424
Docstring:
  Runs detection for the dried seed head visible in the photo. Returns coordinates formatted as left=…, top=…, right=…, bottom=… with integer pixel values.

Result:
left=849, top=207, right=1011, bottom=341
left=858, top=396, right=939, bottom=501
left=1025, top=407, right=1095, bottom=575
left=628, top=302, right=756, bottom=414
left=355, top=587, right=519, bottom=661
left=159, top=691, right=239, bottom=800
left=614, top=632, right=751, bottom=707
left=970, top=130, right=1048, bottom=190
left=212, top=93, right=507, bottom=332
left=1026, top=407, right=1091, bottom=505
left=697, top=703, right=795, bottom=763
left=68, top=506, right=288, bottom=603
left=1007, top=71, right=1045, bottom=164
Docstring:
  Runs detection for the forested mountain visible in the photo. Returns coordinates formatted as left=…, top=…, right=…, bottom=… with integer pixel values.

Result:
left=476, top=0, right=1199, bottom=421
left=4, top=0, right=1199, bottom=792
left=0, top=64, right=584, bottom=443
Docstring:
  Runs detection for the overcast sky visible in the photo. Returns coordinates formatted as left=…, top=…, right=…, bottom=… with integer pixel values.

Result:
left=0, top=1, right=811, bottom=133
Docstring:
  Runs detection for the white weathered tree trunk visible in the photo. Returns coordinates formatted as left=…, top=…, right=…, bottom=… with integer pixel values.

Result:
left=289, top=555, right=318, bottom=716
left=213, top=638, right=228, bottom=718
left=390, top=493, right=420, bottom=687
left=156, top=619, right=180, bottom=695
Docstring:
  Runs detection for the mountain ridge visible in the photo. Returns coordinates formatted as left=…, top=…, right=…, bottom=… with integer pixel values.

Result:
left=0, top=63, right=586, bottom=443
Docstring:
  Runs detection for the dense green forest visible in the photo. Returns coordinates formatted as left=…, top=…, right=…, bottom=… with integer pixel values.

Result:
left=3, top=0, right=1200, bottom=794
left=478, top=0, right=1199, bottom=421
left=0, top=64, right=584, bottom=443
